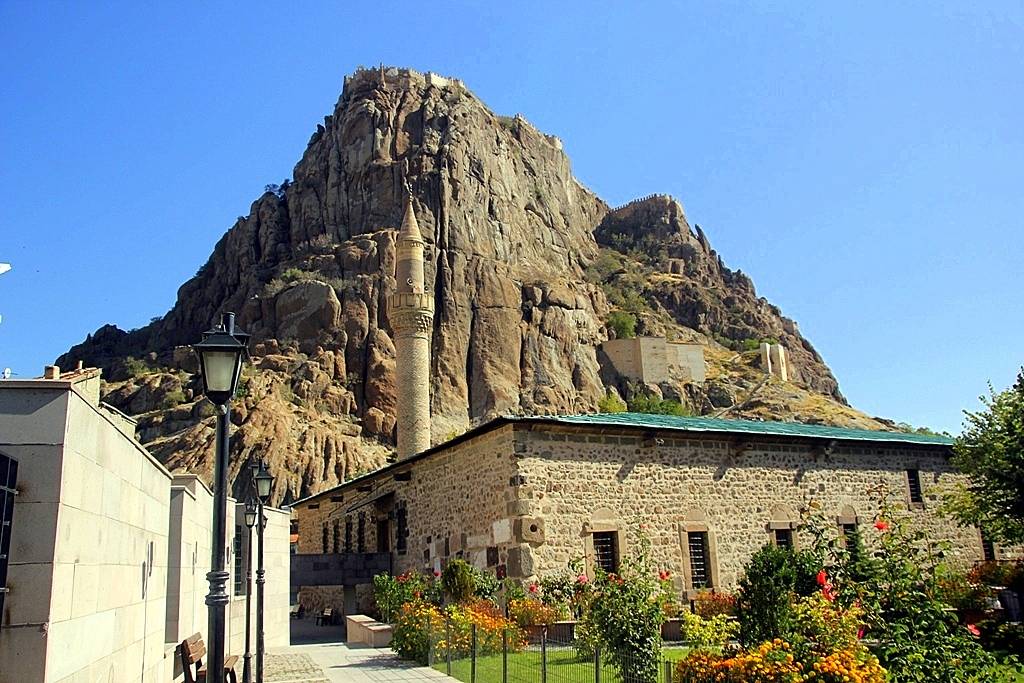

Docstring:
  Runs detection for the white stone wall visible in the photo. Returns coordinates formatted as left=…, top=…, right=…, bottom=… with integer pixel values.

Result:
left=0, top=379, right=290, bottom=683
left=603, top=338, right=706, bottom=385
left=48, top=390, right=172, bottom=683
left=166, top=478, right=290, bottom=679
left=0, top=387, right=70, bottom=682
left=0, top=382, right=173, bottom=683
left=668, top=343, right=706, bottom=384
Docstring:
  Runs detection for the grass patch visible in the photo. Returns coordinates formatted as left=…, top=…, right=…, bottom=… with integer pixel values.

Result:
left=432, top=645, right=690, bottom=683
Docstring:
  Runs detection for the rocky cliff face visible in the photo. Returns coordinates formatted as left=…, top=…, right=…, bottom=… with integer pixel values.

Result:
left=58, top=67, right=882, bottom=503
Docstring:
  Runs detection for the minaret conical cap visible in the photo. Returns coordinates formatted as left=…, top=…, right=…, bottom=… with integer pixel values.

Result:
left=398, top=196, right=422, bottom=242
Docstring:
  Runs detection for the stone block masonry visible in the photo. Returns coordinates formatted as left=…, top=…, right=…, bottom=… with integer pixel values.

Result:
left=293, top=415, right=1015, bottom=615
left=515, top=425, right=983, bottom=590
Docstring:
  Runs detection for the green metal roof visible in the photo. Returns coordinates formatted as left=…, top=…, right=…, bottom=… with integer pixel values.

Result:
left=522, top=413, right=953, bottom=446
left=293, top=411, right=952, bottom=505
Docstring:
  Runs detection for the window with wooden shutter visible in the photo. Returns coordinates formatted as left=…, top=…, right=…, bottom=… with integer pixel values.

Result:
left=907, top=469, right=924, bottom=504
left=593, top=531, right=619, bottom=574
left=688, top=531, right=711, bottom=588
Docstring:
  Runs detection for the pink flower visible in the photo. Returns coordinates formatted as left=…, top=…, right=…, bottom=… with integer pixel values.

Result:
left=816, top=570, right=828, bottom=586
left=528, top=583, right=539, bottom=594
left=857, top=627, right=865, bottom=640
left=433, top=570, right=441, bottom=578
left=874, top=520, right=890, bottom=531
left=967, top=623, right=981, bottom=637
left=658, top=570, right=671, bottom=581
left=822, top=582, right=836, bottom=602
left=576, top=574, right=589, bottom=585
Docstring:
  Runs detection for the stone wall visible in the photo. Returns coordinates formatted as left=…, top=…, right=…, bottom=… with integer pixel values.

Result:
left=602, top=337, right=705, bottom=386
left=0, top=381, right=172, bottom=682
left=513, top=424, right=990, bottom=591
left=294, top=425, right=522, bottom=613
left=0, top=375, right=291, bottom=683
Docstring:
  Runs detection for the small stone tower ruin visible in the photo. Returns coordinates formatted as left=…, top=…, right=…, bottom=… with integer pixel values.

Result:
left=389, top=196, right=434, bottom=459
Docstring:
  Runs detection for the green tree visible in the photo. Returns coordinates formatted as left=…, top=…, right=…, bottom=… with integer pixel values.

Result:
left=735, top=544, right=798, bottom=646
left=944, top=370, right=1024, bottom=544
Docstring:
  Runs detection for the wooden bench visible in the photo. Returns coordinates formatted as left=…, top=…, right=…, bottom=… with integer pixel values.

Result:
left=290, top=603, right=305, bottom=619
left=345, top=614, right=393, bottom=647
left=316, top=606, right=334, bottom=626
left=180, top=632, right=238, bottom=683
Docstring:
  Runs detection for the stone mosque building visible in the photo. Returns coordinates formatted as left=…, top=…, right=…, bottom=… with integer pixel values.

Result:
left=291, top=199, right=1003, bottom=612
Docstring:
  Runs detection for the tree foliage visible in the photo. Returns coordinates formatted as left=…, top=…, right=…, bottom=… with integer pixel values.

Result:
left=945, top=369, right=1024, bottom=543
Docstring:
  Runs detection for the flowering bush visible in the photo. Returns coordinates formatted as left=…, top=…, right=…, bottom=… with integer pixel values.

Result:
left=587, top=531, right=665, bottom=683
left=693, top=590, right=737, bottom=618
left=391, top=598, right=525, bottom=663
left=935, top=569, right=995, bottom=613
left=373, top=571, right=433, bottom=623
left=675, top=639, right=886, bottom=683
left=435, top=599, right=526, bottom=657
left=804, top=492, right=1018, bottom=682
left=968, top=560, right=1024, bottom=592
left=391, top=600, right=444, bottom=662
left=507, top=598, right=561, bottom=627
left=679, top=611, right=737, bottom=651
left=651, top=569, right=681, bottom=618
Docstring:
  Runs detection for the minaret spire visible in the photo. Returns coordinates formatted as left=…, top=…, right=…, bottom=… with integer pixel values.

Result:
left=389, top=192, right=434, bottom=459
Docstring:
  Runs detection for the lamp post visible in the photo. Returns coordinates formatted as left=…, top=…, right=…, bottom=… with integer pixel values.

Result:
left=193, top=312, right=248, bottom=683
left=242, top=495, right=257, bottom=683
left=252, top=459, right=273, bottom=683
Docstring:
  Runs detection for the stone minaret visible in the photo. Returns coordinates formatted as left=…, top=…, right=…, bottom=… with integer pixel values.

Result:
left=389, top=196, right=434, bottom=459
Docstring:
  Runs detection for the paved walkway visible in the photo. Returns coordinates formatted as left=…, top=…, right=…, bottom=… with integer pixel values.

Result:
left=270, top=643, right=451, bottom=682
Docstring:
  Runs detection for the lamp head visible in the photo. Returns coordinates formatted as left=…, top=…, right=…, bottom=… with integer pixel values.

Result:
left=193, top=312, right=249, bottom=405
left=244, top=496, right=258, bottom=528
left=253, top=459, right=273, bottom=502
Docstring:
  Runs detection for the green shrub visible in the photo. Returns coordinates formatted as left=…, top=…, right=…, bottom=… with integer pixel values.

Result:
left=441, top=559, right=476, bottom=604
left=598, top=391, right=627, bottom=414
left=472, top=567, right=501, bottom=601
left=280, top=267, right=317, bottom=283
left=736, top=544, right=799, bottom=646
left=606, top=311, right=637, bottom=339
left=679, top=611, right=738, bottom=651
left=123, top=356, right=149, bottom=378
left=627, top=393, right=691, bottom=416
left=159, top=389, right=186, bottom=410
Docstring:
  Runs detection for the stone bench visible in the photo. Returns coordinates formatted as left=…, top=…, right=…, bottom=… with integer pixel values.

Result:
left=345, top=614, right=393, bottom=647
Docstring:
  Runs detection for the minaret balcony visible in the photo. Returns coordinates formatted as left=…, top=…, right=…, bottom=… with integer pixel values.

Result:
left=389, top=292, right=435, bottom=312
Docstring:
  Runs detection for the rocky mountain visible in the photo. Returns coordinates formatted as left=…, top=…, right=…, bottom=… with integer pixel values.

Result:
left=58, top=67, right=890, bottom=504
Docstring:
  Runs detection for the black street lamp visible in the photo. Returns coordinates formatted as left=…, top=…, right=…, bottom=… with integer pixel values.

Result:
left=251, top=458, right=274, bottom=683
left=242, top=495, right=257, bottom=683
left=193, top=312, right=248, bottom=683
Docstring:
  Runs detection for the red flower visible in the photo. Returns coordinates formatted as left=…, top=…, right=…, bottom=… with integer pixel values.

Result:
left=433, top=570, right=441, bottom=577
left=528, top=583, right=539, bottom=594
left=874, top=520, right=890, bottom=531
left=576, top=574, right=589, bottom=585
left=967, top=623, right=981, bottom=637
left=816, top=570, right=828, bottom=586
left=658, top=570, right=672, bottom=581
left=822, top=582, right=836, bottom=602
left=857, top=627, right=865, bottom=640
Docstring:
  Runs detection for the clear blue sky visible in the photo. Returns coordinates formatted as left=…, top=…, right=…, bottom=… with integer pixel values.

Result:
left=1, top=2, right=1021, bottom=434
